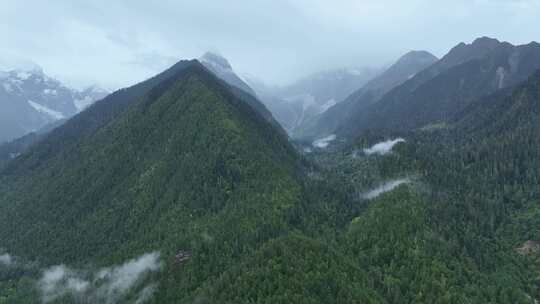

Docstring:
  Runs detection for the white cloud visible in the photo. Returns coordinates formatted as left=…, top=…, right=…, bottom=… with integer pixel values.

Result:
left=39, top=265, right=90, bottom=303
left=135, top=284, right=158, bottom=304
left=312, top=134, right=337, bottom=148
left=364, top=138, right=405, bottom=155
left=95, top=252, right=162, bottom=301
left=38, top=252, right=162, bottom=304
left=362, top=178, right=411, bottom=199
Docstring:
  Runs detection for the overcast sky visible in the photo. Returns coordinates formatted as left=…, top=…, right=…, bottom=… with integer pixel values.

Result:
left=1, top=0, right=539, bottom=90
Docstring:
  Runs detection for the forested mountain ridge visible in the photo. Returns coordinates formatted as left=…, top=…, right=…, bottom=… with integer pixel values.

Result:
left=0, top=57, right=282, bottom=171
left=2, top=38, right=540, bottom=303
left=319, top=69, right=540, bottom=303
left=298, top=50, right=438, bottom=139
left=336, top=37, right=540, bottom=138
left=0, top=61, right=314, bottom=303
left=393, top=70, right=540, bottom=302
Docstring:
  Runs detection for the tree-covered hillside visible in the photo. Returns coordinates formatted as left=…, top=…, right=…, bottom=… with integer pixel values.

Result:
left=2, top=57, right=540, bottom=303
left=0, top=62, right=308, bottom=303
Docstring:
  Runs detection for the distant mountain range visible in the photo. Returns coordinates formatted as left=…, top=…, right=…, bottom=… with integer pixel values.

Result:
left=297, top=50, right=438, bottom=139
left=334, top=37, right=540, bottom=139
left=249, top=67, right=381, bottom=136
left=0, top=66, right=108, bottom=143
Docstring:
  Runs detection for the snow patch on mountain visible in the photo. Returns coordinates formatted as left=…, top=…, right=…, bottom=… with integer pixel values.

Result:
left=496, top=66, right=506, bottom=89
left=43, top=89, right=58, bottom=96
left=347, top=68, right=366, bottom=76
left=28, top=100, right=65, bottom=120
left=16, top=71, right=32, bottom=80
left=318, top=98, right=337, bottom=114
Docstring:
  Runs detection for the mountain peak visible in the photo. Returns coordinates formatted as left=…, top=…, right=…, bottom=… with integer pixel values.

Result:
left=441, top=36, right=508, bottom=69
left=200, top=52, right=232, bottom=70
left=198, top=52, right=256, bottom=96
left=397, top=51, right=438, bottom=65
left=471, top=36, right=501, bottom=48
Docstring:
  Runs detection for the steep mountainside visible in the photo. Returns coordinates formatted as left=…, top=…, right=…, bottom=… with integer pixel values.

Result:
left=252, top=67, right=380, bottom=136
left=337, top=37, right=540, bottom=138
left=298, top=50, right=438, bottom=139
left=0, top=61, right=318, bottom=303
left=309, top=70, right=540, bottom=303
left=0, top=67, right=108, bottom=143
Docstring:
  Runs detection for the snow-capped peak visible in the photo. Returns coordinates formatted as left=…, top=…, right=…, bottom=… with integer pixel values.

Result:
left=0, top=63, right=110, bottom=143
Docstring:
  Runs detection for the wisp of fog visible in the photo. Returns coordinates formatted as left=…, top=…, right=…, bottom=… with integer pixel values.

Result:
left=312, top=134, right=336, bottom=148
left=38, top=252, right=161, bottom=304
left=364, top=138, right=405, bottom=155
left=362, top=178, right=411, bottom=199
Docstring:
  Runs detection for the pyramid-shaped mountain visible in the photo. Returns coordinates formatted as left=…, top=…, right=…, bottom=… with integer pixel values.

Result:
left=0, top=61, right=307, bottom=301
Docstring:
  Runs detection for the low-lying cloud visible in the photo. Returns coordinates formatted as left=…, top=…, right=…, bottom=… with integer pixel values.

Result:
left=40, top=265, right=90, bottom=303
left=363, top=138, right=405, bottom=155
left=0, top=253, right=14, bottom=266
left=135, top=284, right=158, bottom=304
left=362, top=178, right=411, bottom=199
left=312, top=134, right=336, bottom=148
left=39, top=252, right=162, bottom=304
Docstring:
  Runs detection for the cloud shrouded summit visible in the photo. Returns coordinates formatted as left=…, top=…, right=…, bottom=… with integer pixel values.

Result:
left=0, top=0, right=539, bottom=89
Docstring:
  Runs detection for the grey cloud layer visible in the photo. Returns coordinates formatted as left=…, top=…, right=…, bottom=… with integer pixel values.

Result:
left=1, top=0, right=539, bottom=89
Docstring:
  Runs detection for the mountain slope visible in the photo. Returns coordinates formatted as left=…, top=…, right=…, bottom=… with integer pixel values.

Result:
left=0, top=67, right=108, bottom=143
left=199, top=53, right=281, bottom=130
left=0, top=60, right=300, bottom=261
left=298, top=51, right=438, bottom=139
left=337, top=37, right=540, bottom=138
left=390, top=71, right=540, bottom=303
left=199, top=52, right=255, bottom=96
left=0, top=61, right=315, bottom=303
